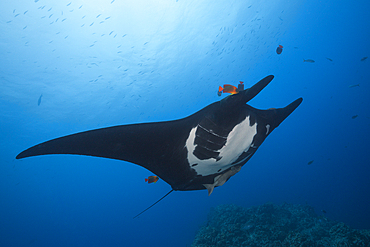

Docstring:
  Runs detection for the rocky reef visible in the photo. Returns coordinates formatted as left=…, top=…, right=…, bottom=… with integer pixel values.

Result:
left=191, top=203, right=370, bottom=247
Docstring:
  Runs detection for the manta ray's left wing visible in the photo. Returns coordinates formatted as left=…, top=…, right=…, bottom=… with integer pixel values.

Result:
left=16, top=118, right=201, bottom=190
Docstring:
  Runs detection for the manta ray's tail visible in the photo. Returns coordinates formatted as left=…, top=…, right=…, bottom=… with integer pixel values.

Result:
left=133, top=189, right=174, bottom=219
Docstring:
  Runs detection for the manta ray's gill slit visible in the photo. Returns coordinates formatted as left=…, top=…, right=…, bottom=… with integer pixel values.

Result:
left=195, top=126, right=227, bottom=151
left=197, top=124, right=227, bottom=139
left=193, top=147, right=220, bottom=160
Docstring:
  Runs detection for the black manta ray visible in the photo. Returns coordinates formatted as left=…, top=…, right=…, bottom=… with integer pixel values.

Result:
left=16, top=75, right=302, bottom=217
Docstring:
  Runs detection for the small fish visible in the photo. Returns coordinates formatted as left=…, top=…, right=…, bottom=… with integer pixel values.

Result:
left=348, top=84, right=360, bottom=88
left=303, top=59, right=315, bottom=63
left=325, top=57, right=333, bottom=61
left=218, top=81, right=244, bottom=96
left=37, top=94, right=43, bottom=106
left=145, top=176, right=159, bottom=184
left=218, top=85, right=238, bottom=96
left=322, top=210, right=327, bottom=214
left=351, top=115, right=358, bottom=119
left=360, top=57, right=368, bottom=61
left=276, top=45, right=283, bottom=55
left=238, top=81, right=244, bottom=91
left=307, top=160, right=314, bottom=165
left=67, top=2, right=72, bottom=6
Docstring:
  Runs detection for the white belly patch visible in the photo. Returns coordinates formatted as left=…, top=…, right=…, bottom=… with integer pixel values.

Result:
left=185, top=116, right=257, bottom=176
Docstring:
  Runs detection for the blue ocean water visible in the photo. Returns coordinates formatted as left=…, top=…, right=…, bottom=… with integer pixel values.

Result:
left=1, top=0, right=369, bottom=246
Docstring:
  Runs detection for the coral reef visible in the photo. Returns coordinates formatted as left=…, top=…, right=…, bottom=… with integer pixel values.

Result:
left=191, top=203, right=370, bottom=247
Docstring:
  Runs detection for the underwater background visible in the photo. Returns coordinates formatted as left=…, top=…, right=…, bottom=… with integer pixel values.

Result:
left=1, top=0, right=369, bottom=246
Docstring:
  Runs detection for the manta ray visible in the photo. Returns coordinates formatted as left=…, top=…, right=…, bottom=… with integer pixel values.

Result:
left=16, top=75, right=302, bottom=217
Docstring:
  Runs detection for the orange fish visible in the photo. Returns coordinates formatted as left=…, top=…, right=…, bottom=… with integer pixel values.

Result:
left=145, top=176, right=159, bottom=183
left=219, top=84, right=238, bottom=94
left=218, top=81, right=244, bottom=96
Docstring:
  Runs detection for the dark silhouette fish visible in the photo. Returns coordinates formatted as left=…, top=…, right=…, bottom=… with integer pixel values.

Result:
left=37, top=94, right=43, bottom=106
left=360, top=57, right=368, bottom=61
left=303, top=59, right=315, bottom=63
left=276, top=45, right=283, bottom=55
left=348, top=84, right=360, bottom=88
